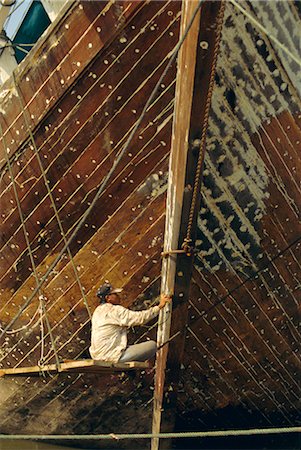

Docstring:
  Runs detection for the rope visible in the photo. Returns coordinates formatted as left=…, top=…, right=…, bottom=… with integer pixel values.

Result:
left=0, top=0, right=205, bottom=341
left=0, top=120, right=61, bottom=369
left=0, top=121, right=40, bottom=296
left=229, top=0, right=301, bottom=68
left=0, top=426, right=299, bottom=440
left=38, top=296, right=45, bottom=367
left=183, top=0, right=225, bottom=253
left=13, top=73, right=92, bottom=320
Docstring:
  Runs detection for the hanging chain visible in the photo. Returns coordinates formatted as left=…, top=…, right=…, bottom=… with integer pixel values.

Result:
left=182, top=0, right=226, bottom=255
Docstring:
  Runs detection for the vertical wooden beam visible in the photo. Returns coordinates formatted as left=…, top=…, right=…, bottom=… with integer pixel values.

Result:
left=151, top=1, right=224, bottom=449
left=151, top=2, right=202, bottom=450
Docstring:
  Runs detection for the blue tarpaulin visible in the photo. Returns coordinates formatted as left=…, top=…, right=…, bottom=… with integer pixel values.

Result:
left=13, top=0, right=50, bottom=63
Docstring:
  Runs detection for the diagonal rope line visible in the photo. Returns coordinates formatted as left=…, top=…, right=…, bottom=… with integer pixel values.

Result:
left=12, top=73, right=92, bottom=320
left=0, top=121, right=60, bottom=369
left=14, top=45, right=29, bottom=55
left=229, top=0, right=301, bottom=67
left=0, top=303, right=40, bottom=334
left=0, top=1, right=205, bottom=341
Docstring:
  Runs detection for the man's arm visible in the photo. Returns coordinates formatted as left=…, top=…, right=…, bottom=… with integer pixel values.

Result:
left=112, top=294, right=172, bottom=327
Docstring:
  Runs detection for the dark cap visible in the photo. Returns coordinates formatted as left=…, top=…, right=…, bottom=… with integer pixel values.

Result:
left=96, top=283, right=123, bottom=300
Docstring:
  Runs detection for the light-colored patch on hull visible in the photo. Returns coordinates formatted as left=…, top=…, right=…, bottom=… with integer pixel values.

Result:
left=194, top=0, right=300, bottom=276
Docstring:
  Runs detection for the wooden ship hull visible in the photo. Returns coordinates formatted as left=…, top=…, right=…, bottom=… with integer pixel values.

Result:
left=0, top=1, right=300, bottom=448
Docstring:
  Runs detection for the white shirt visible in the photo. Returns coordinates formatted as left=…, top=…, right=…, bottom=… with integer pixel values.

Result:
left=89, top=303, right=160, bottom=362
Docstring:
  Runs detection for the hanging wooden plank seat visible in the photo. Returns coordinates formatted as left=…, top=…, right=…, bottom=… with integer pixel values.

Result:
left=0, top=359, right=150, bottom=377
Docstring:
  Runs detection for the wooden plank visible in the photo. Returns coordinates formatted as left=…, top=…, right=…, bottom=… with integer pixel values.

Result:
left=151, top=1, right=225, bottom=449
left=62, top=359, right=149, bottom=369
left=0, top=1, right=144, bottom=171
left=0, top=359, right=150, bottom=377
left=151, top=2, right=202, bottom=449
left=0, top=363, right=58, bottom=377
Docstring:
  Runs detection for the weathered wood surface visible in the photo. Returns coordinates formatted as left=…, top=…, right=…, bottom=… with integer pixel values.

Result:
left=0, top=0, right=178, bottom=363
left=0, top=0, right=300, bottom=445
left=0, top=1, right=145, bottom=171
left=0, top=0, right=177, bottom=295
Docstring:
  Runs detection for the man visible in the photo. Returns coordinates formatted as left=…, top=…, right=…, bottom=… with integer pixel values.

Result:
left=89, top=283, right=172, bottom=363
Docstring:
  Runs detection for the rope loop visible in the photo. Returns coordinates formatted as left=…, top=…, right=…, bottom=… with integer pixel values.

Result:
left=0, top=0, right=204, bottom=342
left=181, top=238, right=194, bottom=255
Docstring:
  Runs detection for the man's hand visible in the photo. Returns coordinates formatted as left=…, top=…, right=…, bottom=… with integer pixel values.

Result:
left=158, top=294, right=172, bottom=309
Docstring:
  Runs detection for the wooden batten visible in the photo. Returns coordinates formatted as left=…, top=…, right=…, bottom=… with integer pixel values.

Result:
left=152, top=1, right=224, bottom=449
left=0, top=359, right=150, bottom=377
left=151, top=1, right=202, bottom=449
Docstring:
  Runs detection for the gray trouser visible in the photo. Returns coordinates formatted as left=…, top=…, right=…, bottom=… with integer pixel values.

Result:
left=119, top=340, right=157, bottom=362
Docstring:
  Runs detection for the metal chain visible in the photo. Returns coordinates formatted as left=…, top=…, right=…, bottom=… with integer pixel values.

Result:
left=183, top=0, right=226, bottom=253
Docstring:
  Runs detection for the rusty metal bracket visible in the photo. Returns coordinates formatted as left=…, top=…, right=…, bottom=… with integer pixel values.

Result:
left=161, top=248, right=195, bottom=258
left=161, top=250, right=187, bottom=258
